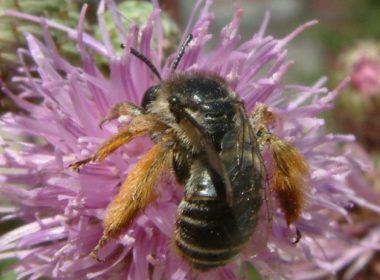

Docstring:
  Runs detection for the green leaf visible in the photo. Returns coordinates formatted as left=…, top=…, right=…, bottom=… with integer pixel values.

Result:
left=238, top=262, right=263, bottom=280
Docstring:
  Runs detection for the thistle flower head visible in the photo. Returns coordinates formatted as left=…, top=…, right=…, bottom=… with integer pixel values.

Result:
left=342, top=41, right=380, bottom=97
left=1, top=1, right=379, bottom=279
left=333, top=41, right=380, bottom=152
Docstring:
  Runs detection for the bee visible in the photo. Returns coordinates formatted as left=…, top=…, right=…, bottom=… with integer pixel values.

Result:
left=70, top=34, right=309, bottom=270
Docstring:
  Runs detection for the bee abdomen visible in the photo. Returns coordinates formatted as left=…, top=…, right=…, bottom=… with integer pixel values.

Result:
left=175, top=200, right=247, bottom=271
left=175, top=235, right=241, bottom=270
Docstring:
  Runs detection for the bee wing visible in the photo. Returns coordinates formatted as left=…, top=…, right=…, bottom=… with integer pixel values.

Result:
left=220, top=107, right=263, bottom=195
left=244, top=109, right=275, bottom=254
left=197, top=128, right=234, bottom=205
left=171, top=107, right=234, bottom=204
left=221, top=107, right=273, bottom=254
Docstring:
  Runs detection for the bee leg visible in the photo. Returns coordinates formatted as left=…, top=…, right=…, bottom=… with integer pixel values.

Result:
left=251, top=103, right=309, bottom=225
left=99, top=102, right=144, bottom=128
left=89, top=142, right=173, bottom=260
left=250, top=102, right=276, bottom=149
left=69, top=114, right=168, bottom=171
left=292, top=227, right=302, bottom=244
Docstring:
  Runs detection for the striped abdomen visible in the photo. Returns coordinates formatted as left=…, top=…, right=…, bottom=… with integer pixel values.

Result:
left=174, top=165, right=262, bottom=271
left=175, top=199, right=246, bottom=270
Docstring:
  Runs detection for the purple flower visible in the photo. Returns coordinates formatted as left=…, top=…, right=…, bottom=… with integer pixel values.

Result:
left=341, top=42, right=380, bottom=97
left=332, top=41, right=380, bottom=152
left=1, top=1, right=379, bottom=279
left=290, top=143, right=380, bottom=279
left=351, top=56, right=380, bottom=96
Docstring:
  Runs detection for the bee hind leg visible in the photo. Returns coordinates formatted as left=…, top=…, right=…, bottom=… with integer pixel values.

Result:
left=250, top=103, right=309, bottom=226
left=89, top=142, right=173, bottom=260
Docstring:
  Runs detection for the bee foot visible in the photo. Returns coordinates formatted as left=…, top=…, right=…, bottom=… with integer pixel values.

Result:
left=69, top=157, right=94, bottom=172
left=292, top=227, right=302, bottom=244
left=89, top=250, right=104, bottom=262
left=89, top=235, right=108, bottom=262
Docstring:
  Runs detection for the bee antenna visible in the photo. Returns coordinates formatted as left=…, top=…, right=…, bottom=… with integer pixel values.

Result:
left=171, top=34, right=193, bottom=71
left=121, top=44, right=162, bottom=81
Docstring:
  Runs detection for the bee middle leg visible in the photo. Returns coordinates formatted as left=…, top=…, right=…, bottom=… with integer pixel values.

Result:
left=70, top=114, right=168, bottom=171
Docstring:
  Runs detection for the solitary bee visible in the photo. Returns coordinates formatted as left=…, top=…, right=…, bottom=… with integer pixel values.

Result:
left=70, top=34, right=309, bottom=270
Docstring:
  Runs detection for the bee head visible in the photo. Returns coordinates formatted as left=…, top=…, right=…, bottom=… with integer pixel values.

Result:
left=127, top=34, right=193, bottom=112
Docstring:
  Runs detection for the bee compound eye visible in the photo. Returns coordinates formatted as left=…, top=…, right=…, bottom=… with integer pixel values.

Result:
left=141, top=85, right=161, bottom=110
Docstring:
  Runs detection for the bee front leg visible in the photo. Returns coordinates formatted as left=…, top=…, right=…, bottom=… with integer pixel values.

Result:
left=99, top=102, right=144, bottom=128
left=70, top=114, right=168, bottom=171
